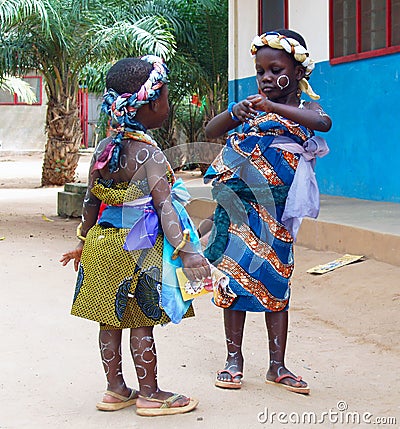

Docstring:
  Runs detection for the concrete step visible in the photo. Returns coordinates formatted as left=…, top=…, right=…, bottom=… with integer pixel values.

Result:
left=297, top=196, right=400, bottom=266
left=64, top=182, right=88, bottom=195
left=180, top=172, right=400, bottom=267
left=57, top=183, right=88, bottom=218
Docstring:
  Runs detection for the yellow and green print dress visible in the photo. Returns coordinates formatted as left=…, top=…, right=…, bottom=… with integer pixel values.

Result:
left=71, top=178, right=194, bottom=329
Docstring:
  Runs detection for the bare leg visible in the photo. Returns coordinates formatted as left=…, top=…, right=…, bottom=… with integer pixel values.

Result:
left=99, top=328, right=135, bottom=403
left=216, top=309, right=246, bottom=383
left=130, top=326, right=189, bottom=408
left=265, top=311, right=307, bottom=389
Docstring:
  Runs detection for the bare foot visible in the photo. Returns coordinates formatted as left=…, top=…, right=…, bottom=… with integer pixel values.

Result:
left=266, top=368, right=308, bottom=389
left=216, top=356, right=244, bottom=384
left=266, top=367, right=310, bottom=394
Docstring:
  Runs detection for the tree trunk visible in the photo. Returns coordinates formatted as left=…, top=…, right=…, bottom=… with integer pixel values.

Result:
left=41, top=96, right=82, bottom=186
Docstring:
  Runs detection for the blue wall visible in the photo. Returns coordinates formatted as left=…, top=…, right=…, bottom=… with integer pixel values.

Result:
left=229, top=52, right=400, bottom=202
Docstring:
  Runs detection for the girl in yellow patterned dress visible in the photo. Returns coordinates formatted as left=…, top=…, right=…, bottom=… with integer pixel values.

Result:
left=60, top=56, right=210, bottom=416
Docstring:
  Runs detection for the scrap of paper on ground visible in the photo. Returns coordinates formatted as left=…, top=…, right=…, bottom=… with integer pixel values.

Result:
left=307, top=254, right=365, bottom=275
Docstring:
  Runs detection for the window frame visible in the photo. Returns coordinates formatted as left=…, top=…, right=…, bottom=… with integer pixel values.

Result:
left=0, top=75, right=43, bottom=106
left=330, top=0, right=400, bottom=64
left=258, top=0, right=289, bottom=34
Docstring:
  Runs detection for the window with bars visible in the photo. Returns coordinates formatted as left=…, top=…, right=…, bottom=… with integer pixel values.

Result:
left=258, top=0, right=288, bottom=34
left=0, top=76, right=42, bottom=105
left=331, top=0, right=400, bottom=63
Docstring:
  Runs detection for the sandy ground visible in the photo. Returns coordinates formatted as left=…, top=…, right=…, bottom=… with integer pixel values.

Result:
left=1, top=153, right=400, bottom=429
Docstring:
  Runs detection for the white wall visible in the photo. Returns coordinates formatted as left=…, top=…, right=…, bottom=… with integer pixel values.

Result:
left=229, top=0, right=330, bottom=87
left=229, top=0, right=259, bottom=81
left=288, top=0, right=329, bottom=63
left=87, top=94, right=102, bottom=148
left=0, top=88, right=102, bottom=152
left=0, top=94, right=47, bottom=152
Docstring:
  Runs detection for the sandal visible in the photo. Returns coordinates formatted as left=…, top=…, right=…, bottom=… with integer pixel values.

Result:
left=266, top=374, right=310, bottom=395
left=96, top=389, right=138, bottom=411
left=136, top=393, right=199, bottom=417
left=215, top=369, right=243, bottom=389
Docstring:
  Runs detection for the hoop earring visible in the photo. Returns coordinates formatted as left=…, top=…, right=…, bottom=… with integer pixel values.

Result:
left=277, top=75, right=290, bottom=90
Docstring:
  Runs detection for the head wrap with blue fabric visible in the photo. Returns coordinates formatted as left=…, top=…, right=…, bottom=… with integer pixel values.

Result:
left=93, top=55, right=169, bottom=172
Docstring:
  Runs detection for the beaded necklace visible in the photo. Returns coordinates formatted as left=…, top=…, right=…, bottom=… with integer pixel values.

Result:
left=123, top=130, right=158, bottom=147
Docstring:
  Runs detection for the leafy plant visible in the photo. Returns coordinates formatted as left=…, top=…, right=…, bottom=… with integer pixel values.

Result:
left=0, top=0, right=228, bottom=183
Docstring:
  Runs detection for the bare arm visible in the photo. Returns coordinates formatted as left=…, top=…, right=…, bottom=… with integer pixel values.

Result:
left=206, top=94, right=332, bottom=139
left=80, top=144, right=103, bottom=236
left=205, top=97, right=263, bottom=138
left=205, top=110, right=243, bottom=139
left=144, top=147, right=210, bottom=280
left=60, top=143, right=103, bottom=270
left=247, top=94, right=332, bottom=132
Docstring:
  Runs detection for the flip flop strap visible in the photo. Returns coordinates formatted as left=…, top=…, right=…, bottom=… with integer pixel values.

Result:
left=275, top=374, right=302, bottom=383
left=138, top=393, right=186, bottom=409
left=105, top=389, right=136, bottom=401
left=161, top=394, right=185, bottom=408
left=217, top=369, right=243, bottom=379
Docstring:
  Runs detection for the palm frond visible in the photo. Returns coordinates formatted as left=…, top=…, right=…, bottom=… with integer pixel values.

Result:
left=0, top=0, right=51, bottom=31
left=0, top=74, right=37, bottom=103
left=130, top=0, right=197, bottom=45
left=81, top=62, right=112, bottom=94
left=91, top=16, right=176, bottom=61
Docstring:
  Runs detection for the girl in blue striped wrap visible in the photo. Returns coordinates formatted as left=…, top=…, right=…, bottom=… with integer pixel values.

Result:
left=61, top=56, right=210, bottom=416
left=203, top=29, right=332, bottom=394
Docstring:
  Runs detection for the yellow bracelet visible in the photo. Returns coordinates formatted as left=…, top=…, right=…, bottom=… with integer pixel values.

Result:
left=76, top=222, right=86, bottom=242
left=171, top=229, right=190, bottom=260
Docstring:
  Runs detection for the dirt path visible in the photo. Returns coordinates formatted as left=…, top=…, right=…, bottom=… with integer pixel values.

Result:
left=1, top=154, right=399, bottom=428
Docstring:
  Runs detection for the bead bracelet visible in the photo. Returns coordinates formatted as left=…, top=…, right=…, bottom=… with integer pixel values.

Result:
left=76, top=222, right=86, bottom=242
left=171, top=229, right=190, bottom=260
left=228, top=102, right=240, bottom=121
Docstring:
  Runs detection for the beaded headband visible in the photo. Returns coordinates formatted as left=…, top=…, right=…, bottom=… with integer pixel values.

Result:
left=250, top=32, right=319, bottom=100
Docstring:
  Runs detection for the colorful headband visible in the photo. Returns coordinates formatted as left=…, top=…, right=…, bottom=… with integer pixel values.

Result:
left=250, top=32, right=319, bottom=100
left=102, top=55, right=169, bottom=132
left=96, top=55, right=169, bottom=173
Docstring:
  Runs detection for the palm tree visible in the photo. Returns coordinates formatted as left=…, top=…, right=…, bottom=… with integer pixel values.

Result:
left=0, top=0, right=177, bottom=185
left=1, top=0, right=227, bottom=184
left=129, top=0, right=228, bottom=169
left=84, top=0, right=208, bottom=152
